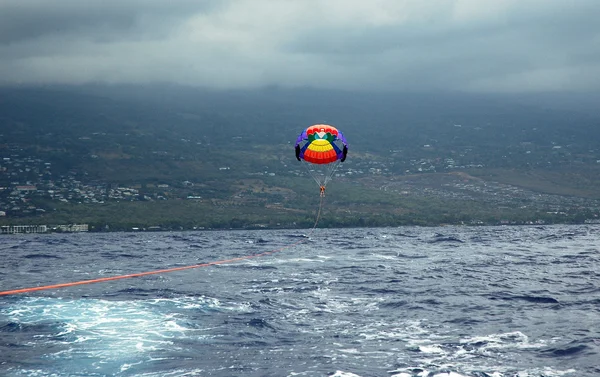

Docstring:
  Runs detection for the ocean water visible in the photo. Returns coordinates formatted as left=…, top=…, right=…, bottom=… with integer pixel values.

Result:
left=0, top=225, right=599, bottom=377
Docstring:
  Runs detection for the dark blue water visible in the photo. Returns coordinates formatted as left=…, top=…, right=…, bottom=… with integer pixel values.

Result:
left=1, top=225, right=599, bottom=377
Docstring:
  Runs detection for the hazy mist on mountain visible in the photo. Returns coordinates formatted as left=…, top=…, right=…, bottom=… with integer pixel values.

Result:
left=1, top=85, right=599, bottom=155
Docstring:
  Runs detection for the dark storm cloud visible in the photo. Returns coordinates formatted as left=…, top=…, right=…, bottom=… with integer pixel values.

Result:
left=0, top=0, right=219, bottom=44
left=285, top=1, right=600, bottom=91
left=1, top=0, right=599, bottom=92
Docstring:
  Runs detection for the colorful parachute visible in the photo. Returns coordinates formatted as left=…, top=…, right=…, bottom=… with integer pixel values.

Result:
left=295, top=124, right=348, bottom=192
left=295, top=124, right=348, bottom=164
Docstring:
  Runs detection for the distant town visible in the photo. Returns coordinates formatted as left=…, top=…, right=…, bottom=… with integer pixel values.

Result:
left=1, top=224, right=88, bottom=234
left=1, top=154, right=152, bottom=218
left=0, top=146, right=524, bottom=215
left=3, top=147, right=600, bottom=232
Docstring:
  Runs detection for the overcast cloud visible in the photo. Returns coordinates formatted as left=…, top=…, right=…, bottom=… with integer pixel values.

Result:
left=1, top=0, right=599, bottom=93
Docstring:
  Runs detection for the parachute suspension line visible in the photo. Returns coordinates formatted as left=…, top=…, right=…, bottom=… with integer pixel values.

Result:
left=301, top=160, right=324, bottom=187
left=0, top=194, right=326, bottom=297
left=323, top=160, right=342, bottom=186
left=301, top=159, right=342, bottom=189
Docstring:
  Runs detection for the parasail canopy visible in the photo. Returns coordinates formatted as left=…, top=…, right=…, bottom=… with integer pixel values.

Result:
left=295, top=124, right=348, bottom=165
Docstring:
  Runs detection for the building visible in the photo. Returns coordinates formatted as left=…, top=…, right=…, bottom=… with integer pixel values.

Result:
left=53, top=224, right=89, bottom=232
left=0, top=224, right=89, bottom=234
left=16, top=185, right=37, bottom=191
left=1, top=225, right=48, bottom=234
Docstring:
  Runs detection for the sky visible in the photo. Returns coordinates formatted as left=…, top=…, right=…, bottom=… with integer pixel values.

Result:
left=1, top=0, right=600, bottom=93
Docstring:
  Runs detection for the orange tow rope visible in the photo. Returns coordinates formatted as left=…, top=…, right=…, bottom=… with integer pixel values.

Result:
left=0, top=196, right=325, bottom=296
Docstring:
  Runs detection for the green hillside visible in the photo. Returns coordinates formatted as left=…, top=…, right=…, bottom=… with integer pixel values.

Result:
left=1, top=85, right=600, bottom=230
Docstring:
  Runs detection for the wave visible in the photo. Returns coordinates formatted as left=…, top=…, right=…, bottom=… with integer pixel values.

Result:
left=23, top=253, right=64, bottom=259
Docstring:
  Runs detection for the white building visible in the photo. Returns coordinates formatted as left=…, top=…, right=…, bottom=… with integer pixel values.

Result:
left=1, top=225, right=47, bottom=234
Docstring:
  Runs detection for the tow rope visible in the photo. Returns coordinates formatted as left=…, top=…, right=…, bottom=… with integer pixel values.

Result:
left=0, top=196, right=325, bottom=296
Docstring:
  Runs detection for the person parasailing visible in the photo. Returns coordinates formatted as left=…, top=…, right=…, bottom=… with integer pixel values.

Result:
left=294, top=124, right=348, bottom=196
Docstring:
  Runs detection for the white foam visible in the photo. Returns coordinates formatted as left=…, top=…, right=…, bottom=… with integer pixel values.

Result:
left=329, top=371, right=362, bottom=377
left=460, top=331, right=549, bottom=351
left=354, top=319, right=575, bottom=377
left=1, top=296, right=247, bottom=375
left=390, top=370, right=468, bottom=377
left=418, top=344, right=446, bottom=354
